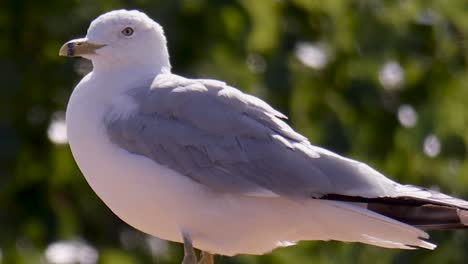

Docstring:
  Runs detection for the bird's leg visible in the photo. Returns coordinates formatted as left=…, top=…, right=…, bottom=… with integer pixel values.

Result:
left=198, top=251, right=214, bottom=264
left=182, top=233, right=197, bottom=264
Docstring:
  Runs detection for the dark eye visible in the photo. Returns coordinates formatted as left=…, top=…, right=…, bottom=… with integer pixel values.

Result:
left=121, top=27, right=134, bottom=36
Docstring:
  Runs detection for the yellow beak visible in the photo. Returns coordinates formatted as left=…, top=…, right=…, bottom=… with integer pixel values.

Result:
left=59, top=38, right=106, bottom=57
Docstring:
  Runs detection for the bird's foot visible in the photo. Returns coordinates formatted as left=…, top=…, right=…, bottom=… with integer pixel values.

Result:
left=199, top=251, right=214, bottom=264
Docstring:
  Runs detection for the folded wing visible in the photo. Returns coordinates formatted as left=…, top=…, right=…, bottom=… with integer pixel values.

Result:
left=104, top=73, right=400, bottom=199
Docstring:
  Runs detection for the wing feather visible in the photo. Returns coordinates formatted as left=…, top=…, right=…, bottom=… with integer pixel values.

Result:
left=105, top=74, right=399, bottom=198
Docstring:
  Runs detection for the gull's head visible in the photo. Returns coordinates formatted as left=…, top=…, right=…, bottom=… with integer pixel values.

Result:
left=60, top=10, right=171, bottom=73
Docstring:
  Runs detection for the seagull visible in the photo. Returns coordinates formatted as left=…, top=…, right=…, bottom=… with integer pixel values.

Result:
left=59, top=9, right=468, bottom=264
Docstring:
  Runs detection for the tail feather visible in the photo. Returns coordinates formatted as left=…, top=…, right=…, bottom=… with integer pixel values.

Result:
left=367, top=204, right=468, bottom=231
left=321, top=185, right=468, bottom=231
left=369, top=185, right=468, bottom=231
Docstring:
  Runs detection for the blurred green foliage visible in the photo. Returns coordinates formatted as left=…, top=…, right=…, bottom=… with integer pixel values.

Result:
left=1, top=0, right=468, bottom=263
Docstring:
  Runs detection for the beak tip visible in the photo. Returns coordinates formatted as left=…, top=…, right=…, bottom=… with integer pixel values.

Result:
left=59, top=43, right=72, bottom=57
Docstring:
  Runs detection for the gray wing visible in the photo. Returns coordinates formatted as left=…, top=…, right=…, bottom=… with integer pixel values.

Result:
left=104, top=74, right=400, bottom=198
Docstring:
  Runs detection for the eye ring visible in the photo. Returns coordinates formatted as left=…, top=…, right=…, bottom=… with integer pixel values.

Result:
left=121, top=27, right=134, bottom=37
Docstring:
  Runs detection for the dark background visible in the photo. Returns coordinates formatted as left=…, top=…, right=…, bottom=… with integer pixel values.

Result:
left=1, top=0, right=468, bottom=263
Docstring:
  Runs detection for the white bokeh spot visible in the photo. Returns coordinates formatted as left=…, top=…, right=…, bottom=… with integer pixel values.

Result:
left=379, top=61, right=404, bottom=90
left=397, top=104, right=418, bottom=128
left=295, top=42, right=329, bottom=70
left=44, top=240, right=98, bottom=264
left=423, top=134, right=441, bottom=158
left=47, top=112, right=68, bottom=145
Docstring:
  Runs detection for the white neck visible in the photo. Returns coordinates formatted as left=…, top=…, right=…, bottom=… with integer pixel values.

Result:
left=95, top=62, right=167, bottom=81
left=91, top=57, right=170, bottom=76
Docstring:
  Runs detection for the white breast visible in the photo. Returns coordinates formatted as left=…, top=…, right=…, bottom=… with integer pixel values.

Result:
left=66, top=73, right=197, bottom=241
